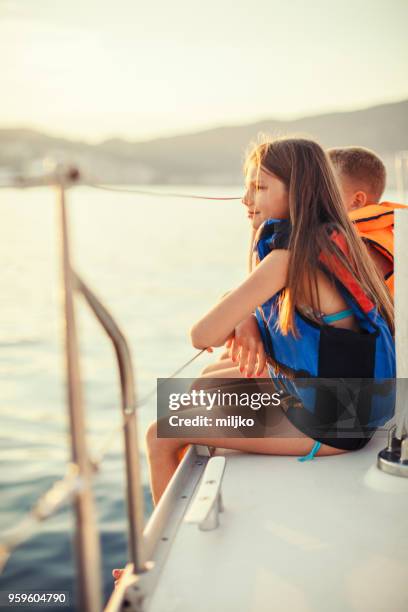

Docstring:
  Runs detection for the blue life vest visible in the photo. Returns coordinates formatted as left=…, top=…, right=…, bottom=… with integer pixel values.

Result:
left=254, top=218, right=396, bottom=449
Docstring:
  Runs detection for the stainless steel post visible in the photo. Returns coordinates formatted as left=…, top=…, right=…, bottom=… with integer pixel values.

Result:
left=75, top=275, right=146, bottom=572
left=109, top=323, right=146, bottom=573
left=377, top=208, right=408, bottom=477
left=58, top=177, right=102, bottom=611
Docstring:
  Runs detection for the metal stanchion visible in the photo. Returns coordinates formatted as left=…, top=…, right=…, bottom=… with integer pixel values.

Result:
left=58, top=170, right=103, bottom=611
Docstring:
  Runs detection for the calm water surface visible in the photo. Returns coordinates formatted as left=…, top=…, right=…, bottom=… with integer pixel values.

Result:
left=0, top=184, right=248, bottom=610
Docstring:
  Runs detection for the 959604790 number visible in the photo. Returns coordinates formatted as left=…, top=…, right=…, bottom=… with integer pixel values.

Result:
left=0, top=592, right=69, bottom=607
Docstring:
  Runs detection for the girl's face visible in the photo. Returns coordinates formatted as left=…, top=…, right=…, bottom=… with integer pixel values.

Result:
left=242, top=163, right=289, bottom=229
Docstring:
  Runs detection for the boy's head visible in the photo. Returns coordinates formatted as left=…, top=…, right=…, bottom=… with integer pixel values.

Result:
left=328, top=146, right=386, bottom=210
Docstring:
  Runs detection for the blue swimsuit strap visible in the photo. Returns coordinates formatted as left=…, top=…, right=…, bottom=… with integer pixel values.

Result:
left=321, top=308, right=353, bottom=324
left=297, top=440, right=322, bottom=462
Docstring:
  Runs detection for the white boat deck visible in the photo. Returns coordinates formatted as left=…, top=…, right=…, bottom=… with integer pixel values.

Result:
left=108, top=210, right=408, bottom=612
left=146, top=433, right=408, bottom=612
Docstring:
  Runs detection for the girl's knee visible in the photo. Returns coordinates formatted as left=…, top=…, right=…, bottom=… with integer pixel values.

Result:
left=145, top=420, right=158, bottom=448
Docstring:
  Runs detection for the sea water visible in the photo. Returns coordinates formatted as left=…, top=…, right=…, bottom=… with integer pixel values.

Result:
left=0, top=184, right=248, bottom=610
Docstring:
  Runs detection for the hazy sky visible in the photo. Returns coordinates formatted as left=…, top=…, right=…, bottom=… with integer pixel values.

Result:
left=1, top=0, right=407, bottom=142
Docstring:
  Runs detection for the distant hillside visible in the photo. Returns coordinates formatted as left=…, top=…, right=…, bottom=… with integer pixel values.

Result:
left=1, top=99, right=407, bottom=185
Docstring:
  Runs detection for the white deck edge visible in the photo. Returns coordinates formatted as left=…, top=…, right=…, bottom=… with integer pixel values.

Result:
left=104, top=444, right=209, bottom=611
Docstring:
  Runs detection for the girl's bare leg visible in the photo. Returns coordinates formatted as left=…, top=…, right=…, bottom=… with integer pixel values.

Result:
left=200, top=364, right=242, bottom=377
left=200, top=350, right=269, bottom=376
left=199, top=364, right=269, bottom=378
left=145, top=418, right=347, bottom=505
left=200, top=354, right=235, bottom=374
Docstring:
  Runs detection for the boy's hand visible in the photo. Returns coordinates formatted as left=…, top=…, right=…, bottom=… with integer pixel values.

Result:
left=226, top=314, right=266, bottom=377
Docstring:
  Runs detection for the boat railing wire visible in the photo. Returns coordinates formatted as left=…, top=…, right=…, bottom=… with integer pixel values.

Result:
left=0, top=169, right=243, bottom=201
left=0, top=168, right=229, bottom=575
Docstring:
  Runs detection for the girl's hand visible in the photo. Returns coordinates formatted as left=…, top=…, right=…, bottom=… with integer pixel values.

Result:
left=227, top=314, right=266, bottom=377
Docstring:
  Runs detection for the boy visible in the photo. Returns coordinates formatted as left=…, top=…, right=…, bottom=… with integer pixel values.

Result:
left=328, top=146, right=406, bottom=295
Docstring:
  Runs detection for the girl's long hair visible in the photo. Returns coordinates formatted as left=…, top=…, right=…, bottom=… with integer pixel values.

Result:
left=245, top=137, right=394, bottom=335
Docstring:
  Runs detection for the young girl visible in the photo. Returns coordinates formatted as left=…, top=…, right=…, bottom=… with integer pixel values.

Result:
left=145, top=137, right=395, bottom=505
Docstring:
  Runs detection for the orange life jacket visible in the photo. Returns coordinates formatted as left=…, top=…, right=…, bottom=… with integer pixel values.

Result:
left=349, top=201, right=407, bottom=297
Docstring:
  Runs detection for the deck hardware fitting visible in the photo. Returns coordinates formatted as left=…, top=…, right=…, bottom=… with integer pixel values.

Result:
left=377, top=428, right=408, bottom=477
left=184, top=457, right=226, bottom=530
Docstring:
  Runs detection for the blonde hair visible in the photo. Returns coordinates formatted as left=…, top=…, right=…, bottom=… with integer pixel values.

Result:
left=328, top=146, right=386, bottom=202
